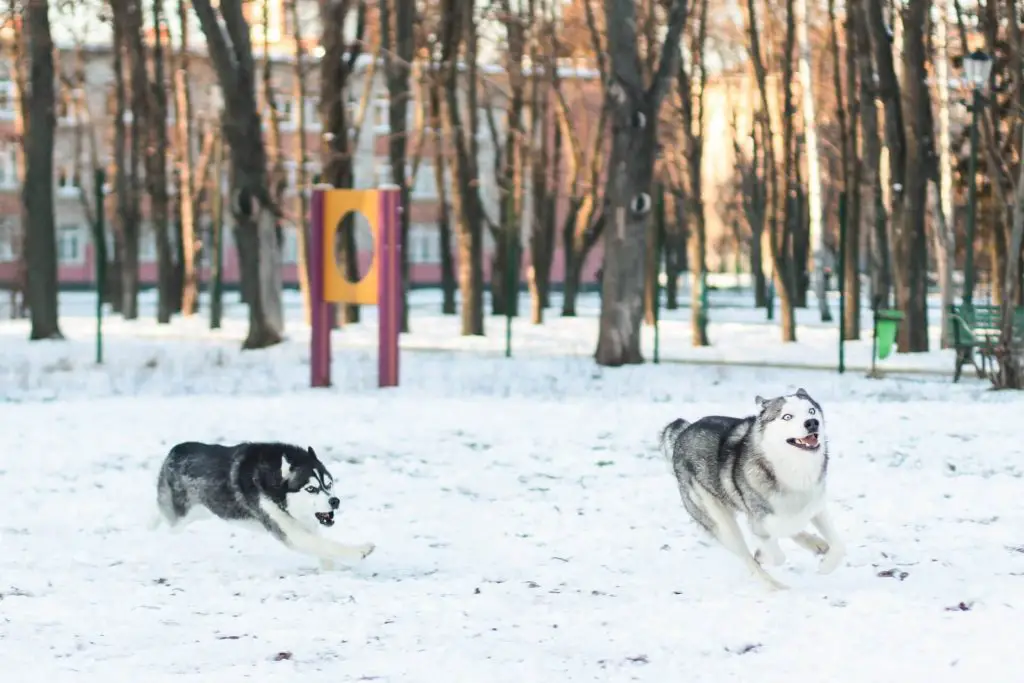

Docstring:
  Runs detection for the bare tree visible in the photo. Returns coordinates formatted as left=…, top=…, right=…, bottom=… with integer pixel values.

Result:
left=134, top=0, right=174, bottom=323
left=109, top=0, right=143, bottom=319
left=678, top=0, right=709, bottom=347
left=23, top=0, right=61, bottom=339
left=867, top=0, right=933, bottom=353
left=560, top=0, right=607, bottom=318
left=876, top=0, right=931, bottom=352
left=288, top=0, right=311, bottom=323
left=176, top=0, right=199, bottom=315
left=440, top=0, right=488, bottom=335
left=932, top=0, right=955, bottom=347
left=997, top=125, right=1024, bottom=388
left=489, top=0, right=527, bottom=319
left=192, top=0, right=284, bottom=348
left=837, top=0, right=860, bottom=339
left=319, top=0, right=367, bottom=325
left=424, top=57, right=457, bottom=314
left=526, top=3, right=561, bottom=322
left=731, top=102, right=766, bottom=309
left=795, top=0, right=831, bottom=322
left=594, top=0, right=687, bottom=365
left=381, top=0, right=415, bottom=332
left=851, top=0, right=889, bottom=312
left=7, top=0, right=28, bottom=319
left=745, top=0, right=797, bottom=341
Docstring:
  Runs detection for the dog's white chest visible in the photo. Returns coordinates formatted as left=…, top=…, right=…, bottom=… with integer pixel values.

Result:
left=761, top=490, right=824, bottom=537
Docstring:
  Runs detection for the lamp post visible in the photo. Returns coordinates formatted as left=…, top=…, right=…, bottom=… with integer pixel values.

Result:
left=962, top=49, right=993, bottom=306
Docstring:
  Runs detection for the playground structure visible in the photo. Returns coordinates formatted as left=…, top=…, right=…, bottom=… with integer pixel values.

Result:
left=309, top=187, right=402, bottom=389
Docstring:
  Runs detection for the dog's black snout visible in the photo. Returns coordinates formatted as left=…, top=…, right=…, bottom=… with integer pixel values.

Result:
left=804, top=418, right=820, bottom=432
left=328, top=496, right=340, bottom=509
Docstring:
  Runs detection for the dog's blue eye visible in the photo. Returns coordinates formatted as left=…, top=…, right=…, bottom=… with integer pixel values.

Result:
left=808, top=408, right=816, bottom=415
left=782, top=414, right=793, bottom=421
left=305, top=486, right=318, bottom=494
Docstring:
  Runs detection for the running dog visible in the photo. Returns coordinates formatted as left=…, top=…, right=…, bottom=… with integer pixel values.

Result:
left=660, top=389, right=845, bottom=590
left=152, top=441, right=375, bottom=568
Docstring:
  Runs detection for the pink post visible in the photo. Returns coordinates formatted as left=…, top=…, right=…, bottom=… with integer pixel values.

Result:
left=377, top=189, right=402, bottom=388
left=310, top=189, right=331, bottom=388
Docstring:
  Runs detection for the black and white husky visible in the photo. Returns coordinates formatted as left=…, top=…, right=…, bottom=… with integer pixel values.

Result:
left=660, top=389, right=845, bottom=590
left=151, top=441, right=375, bottom=568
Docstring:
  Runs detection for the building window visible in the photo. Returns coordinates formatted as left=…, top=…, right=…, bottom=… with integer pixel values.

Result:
left=0, top=80, right=15, bottom=121
left=408, top=223, right=440, bottom=265
left=281, top=223, right=299, bottom=264
left=57, top=88, right=86, bottom=125
left=0, top=142, right=17, bottom=189
left=374, top=158, right=394, bottom=187
left=0, top=220, right=15, bottom=261
left=139, top=228, right=157, bottom=263
left=411, top=162, right=436, bottom=199
left=57, top=165, right=81, bottom=197
left=302, top=96, right=321, bottom=131
left=372, top=98, right=389, bottom=132
left=57, top=224, right=85, bottom=264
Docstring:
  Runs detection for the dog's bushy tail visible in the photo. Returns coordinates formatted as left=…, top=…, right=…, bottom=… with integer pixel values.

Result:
left=659, top=418, right=690, bottom=462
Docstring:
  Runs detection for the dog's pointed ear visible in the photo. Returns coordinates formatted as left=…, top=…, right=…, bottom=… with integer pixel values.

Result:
left=795, top=387, right=810, bottom=399
left=755, top=395, right=767, bottom=409
left=307, top=446, right=317, bottom=459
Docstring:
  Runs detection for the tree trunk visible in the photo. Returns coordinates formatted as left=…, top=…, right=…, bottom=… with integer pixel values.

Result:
left=933, top=0, right=955, bottom=348
left=23, top=0, right=62, bottom=339
left=746, top=0, right=795, bottom=341
left=665, top=192, right=687, bottom=309
left=492, top=0, right=528, bottom=319
left=193, top=0, right=284, bottom=348
left=867, top=0, right=905, bottom=315
left=109, top=0, right=141, bottom=319
left=779, top=0, right=799, bottom=340
left=288, top=0, right=311, bottom=324
left=209, top=135, right=225, bottom=329
left=795, top=0, right=831, bottom=322
left=127, top=0, right=174, bottom=324
left=429, top=95, right=456, bottom=315
left=851, top=0, right=889, bottom=311
left=643, top=194, right=659, bottom=326
left=174, top=2, right=196, bottom=315
left=319, top=0, right=365, bottom=326
left=595, top=0, right=687, bottom=365
left=10, top=2, right=29, bottom=319
left=840, top=0, right=861, bottom=339
left=731, top=104, right=765, bottom=309
left=381, top=0, right=415, bottom=333
left=441, top=0, right=485, bottom=335
left=679, top=0, right=710, bottom=346
left=527, top=10, right=559, bottom=324
left=893, top=0, right=930, bottom=353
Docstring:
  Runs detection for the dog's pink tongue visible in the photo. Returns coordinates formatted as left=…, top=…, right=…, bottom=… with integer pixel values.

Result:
left=804, top=434, right=819, bottom=447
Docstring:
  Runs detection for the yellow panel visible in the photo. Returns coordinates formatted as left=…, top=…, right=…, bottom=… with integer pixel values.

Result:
left=321, top=189, right=380, bottom=304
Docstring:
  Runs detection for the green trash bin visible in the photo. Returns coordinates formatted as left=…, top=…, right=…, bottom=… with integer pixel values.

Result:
left=870, top=308, right=904, bottom=377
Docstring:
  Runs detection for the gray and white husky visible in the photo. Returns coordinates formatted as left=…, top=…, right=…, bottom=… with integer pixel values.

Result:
left=151, top=441, right=375, bottom=568
left=660, top=389, right=845, bottom=590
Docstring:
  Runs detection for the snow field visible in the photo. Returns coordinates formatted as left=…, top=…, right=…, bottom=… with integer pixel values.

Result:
left=0, top=290, right=1022, bottom=681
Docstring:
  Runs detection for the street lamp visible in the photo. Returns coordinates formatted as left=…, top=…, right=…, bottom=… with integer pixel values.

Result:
left=962, top=50, right=993, bottom=306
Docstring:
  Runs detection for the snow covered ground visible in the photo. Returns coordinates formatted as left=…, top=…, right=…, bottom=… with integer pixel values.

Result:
left=1, top=288, right=1023, bottom=682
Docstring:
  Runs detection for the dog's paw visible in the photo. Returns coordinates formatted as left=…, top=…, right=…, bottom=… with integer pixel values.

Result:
left=793, top=532, right=830, bottom=556
left=817, top=546, right=845, bottom=575
left=358, top=543, right=376, bottom=560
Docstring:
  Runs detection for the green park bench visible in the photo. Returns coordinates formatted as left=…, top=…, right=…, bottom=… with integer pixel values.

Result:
left=946, top=303, right=1024, bottom=382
